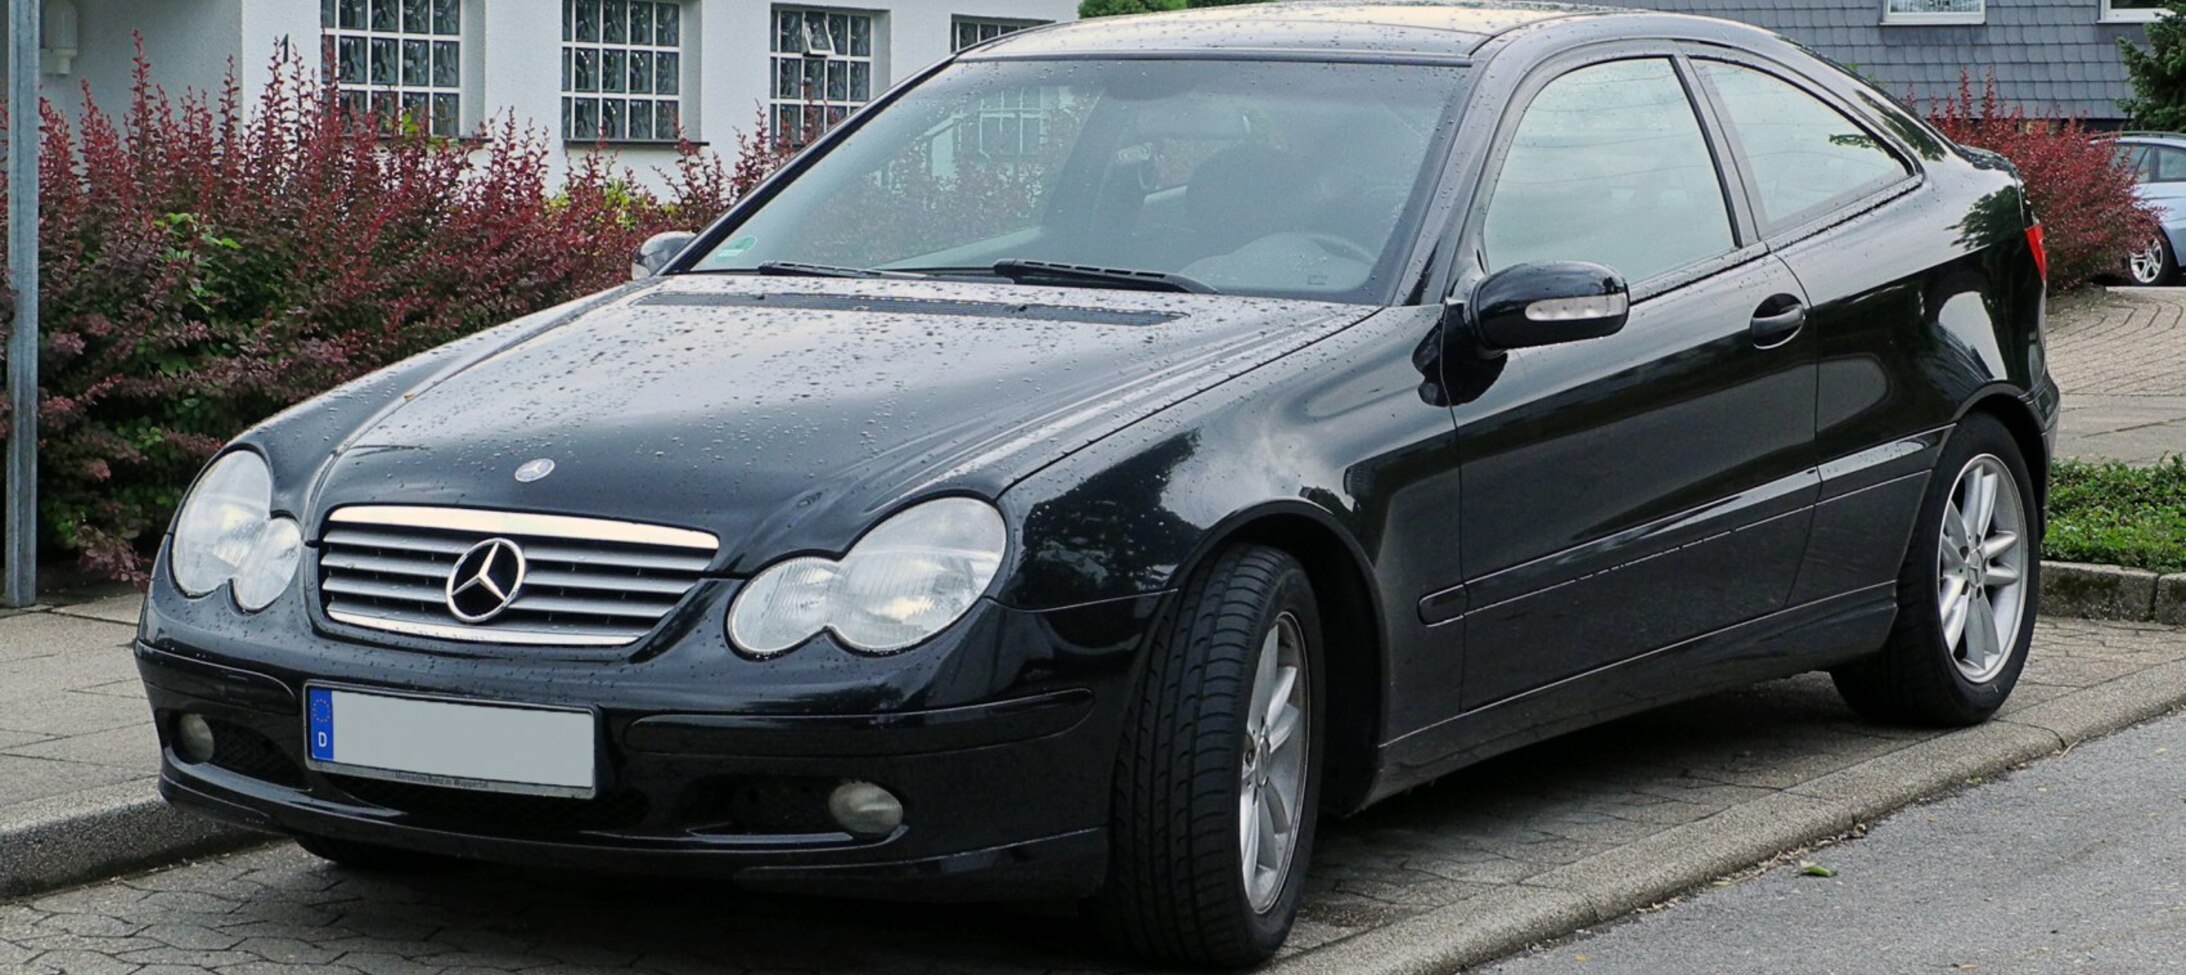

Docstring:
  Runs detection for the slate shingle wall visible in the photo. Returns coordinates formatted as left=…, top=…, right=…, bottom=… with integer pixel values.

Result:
left=1600, top=0, right=2152, bottom=121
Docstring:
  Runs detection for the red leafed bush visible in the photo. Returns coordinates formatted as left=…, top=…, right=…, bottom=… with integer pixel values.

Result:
left=1925, top=72, right=2157, bottom=291
left=0, top=49, right=771, bottom=582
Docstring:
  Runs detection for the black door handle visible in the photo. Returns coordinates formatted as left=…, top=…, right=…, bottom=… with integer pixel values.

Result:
left=1750, top=295, right=1806, bottom=349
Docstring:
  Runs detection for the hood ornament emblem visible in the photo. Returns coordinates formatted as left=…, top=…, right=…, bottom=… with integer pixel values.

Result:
left=446, top=538, right=527, bottom=623
left=514, top=458, right=556, bottom=482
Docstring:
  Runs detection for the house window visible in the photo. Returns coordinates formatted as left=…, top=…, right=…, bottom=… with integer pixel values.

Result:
left=2102, top=0, right=2168, bottom=22
left=563, top=0, right=686, bottom=143
left=1881, top=0, right=1983, bottom=25
left=952, top=16, right=1043, bottom=52
left=322, top=0, right=463, bottom=136
left=771, top=6, right=876, bottom=148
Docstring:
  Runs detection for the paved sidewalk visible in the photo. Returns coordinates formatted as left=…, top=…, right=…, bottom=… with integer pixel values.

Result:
left=2050, top=287, right=2186, bottom=464
left=0, top=618, right=2182, bottom=975
left=0, top=597, right=153, bottom=810
left=0, top=594, right=249, bottom=899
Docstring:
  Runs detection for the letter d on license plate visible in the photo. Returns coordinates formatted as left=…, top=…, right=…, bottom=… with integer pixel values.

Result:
left=304, top=684, right=597, bottom=798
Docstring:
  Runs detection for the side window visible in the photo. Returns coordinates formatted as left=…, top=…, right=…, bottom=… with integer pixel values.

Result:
left=1482, top=58, right=1735, bottom=284
left=2116, top=144, right=2152, bottom=184
left=2153, top=147, right=2186, bottom=183
left=1697, top=61, right=1911, bottom=230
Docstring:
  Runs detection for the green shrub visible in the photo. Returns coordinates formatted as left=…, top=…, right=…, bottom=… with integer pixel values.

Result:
left=2044, top=457, right=2186, bottom=573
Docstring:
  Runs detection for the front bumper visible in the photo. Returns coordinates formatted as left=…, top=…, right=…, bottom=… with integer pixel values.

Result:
left=136, top=586, right=1162, bottom=901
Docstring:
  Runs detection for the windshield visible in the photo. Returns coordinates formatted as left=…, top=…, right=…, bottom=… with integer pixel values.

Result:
left=687, top=58, right=1469, bottom=303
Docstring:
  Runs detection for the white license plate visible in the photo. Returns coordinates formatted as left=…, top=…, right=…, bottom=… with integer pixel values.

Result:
left=304, top=685, right=597, bottom=798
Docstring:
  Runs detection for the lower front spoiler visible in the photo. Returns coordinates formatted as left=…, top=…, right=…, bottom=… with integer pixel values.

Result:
left=161, top=766, right=1108, bottom=902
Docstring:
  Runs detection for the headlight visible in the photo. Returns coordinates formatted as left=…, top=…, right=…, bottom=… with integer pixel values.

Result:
left=728, top=497, right=1007, bottom=657
left=170, top=451, right=304, bottom=611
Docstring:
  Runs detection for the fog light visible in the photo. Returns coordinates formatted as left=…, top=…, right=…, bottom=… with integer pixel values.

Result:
left=175, top=713, right=216, bottom=764
left=827, top=780, right=903, bottom=837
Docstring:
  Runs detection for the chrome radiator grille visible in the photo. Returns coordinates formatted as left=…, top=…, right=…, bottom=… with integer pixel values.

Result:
left=317, top=506, right=718, bottom=647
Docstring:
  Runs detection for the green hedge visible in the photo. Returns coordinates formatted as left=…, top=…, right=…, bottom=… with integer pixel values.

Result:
left=2044, top=457, right=2186, bottom=574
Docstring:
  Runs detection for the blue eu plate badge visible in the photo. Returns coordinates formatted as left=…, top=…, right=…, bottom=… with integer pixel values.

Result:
left=307, top=686, right=335, bottom=761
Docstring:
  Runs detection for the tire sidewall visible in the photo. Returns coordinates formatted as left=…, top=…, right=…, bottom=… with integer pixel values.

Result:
left=1912, top=415, right=2042, bottom=715
left=1235, top=563, right=1326, bottom=943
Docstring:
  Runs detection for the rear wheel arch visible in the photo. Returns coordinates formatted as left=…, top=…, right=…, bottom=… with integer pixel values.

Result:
left=1955, top=389, right=2050, bottom=516
left=1169, top=505, right=1386, bottom=814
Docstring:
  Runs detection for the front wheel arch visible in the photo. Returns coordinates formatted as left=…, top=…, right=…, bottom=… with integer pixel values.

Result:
left=1165, top=505, right=1387, bottom=815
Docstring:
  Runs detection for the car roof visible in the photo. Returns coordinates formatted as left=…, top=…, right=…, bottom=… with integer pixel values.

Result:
left=967, top=0, right=1631, bottom=60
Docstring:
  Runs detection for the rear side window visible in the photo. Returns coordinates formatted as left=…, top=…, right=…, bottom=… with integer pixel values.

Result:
left=1697, top=61, right=1910, bottom=230
left=1482, top=58, right=1735, bottom=284
left=2151, top=146, right=2186, bottom=183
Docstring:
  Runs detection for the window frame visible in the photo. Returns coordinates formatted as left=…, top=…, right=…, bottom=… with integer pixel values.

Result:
left=769, top=5, right=882, bottom=150
left=1461, top=45, right=1761, bottom=304
left=1880, top=0, right=1985, bottom=27
left=321, top=0, right=468, bottom=138
left=1681, top=46, right=1923, bottom=246
left=2100, top=0, right=2169, bottom=24
left=560, top=0, right=690, bottom=145
left=951, top=15, right=1048, bottom=53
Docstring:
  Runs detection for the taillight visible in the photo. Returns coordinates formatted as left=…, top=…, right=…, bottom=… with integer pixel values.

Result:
left=2026, top=222, right=2048, bottom=282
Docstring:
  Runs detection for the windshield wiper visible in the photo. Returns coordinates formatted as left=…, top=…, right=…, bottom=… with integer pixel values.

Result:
left=756, top=261, right=929, bottom=280
left=990, top=260, right=1219, bottom=295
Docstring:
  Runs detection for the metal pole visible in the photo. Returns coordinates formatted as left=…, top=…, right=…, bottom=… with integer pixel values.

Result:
left=5, top=0, right=38, bottom=607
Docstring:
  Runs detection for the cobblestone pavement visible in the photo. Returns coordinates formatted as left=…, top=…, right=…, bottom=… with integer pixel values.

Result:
left=5, top=618, right=2181, bottom=975
left=2049, top=287, right=2186, bottom=464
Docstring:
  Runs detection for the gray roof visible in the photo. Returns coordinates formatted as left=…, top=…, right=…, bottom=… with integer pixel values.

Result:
left=1598, top=0, right=2152, bottom=120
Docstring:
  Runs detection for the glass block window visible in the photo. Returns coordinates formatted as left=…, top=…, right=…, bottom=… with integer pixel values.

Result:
left=951, top=16, right=1043, bottom=52
left=321, top=0, right=463, bottom=137
left=563, top=0, right=685, bottom=143
left=770, top=7, right=876, bottom=149
left=1881, top=0, right=1983, bottom=23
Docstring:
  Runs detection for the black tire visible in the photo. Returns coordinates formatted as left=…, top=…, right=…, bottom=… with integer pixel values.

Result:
left=1832, top=412, right=2041, bottom=725
left=1093, top=545, right=1325, bottom=968
left=2127, top=235, right=2179, bottom=286
left=293, top=832, right=455, bottom=872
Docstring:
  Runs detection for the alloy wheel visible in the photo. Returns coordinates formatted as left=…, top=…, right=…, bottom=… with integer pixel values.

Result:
left=1240, top=611, right=1309, bottom=914
left=2130, top=238, right=2166, bottom=285
left=1937, top=454, right=2028, bottom=684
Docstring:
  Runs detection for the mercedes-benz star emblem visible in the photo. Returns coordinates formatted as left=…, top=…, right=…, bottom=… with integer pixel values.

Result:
left=514, top=458, right=556, bottom=482
left=445, top=537, right=527, bottom=623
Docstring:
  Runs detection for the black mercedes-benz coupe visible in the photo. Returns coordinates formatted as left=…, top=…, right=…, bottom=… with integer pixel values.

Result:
left=137, top=1, right=2056, bottom=966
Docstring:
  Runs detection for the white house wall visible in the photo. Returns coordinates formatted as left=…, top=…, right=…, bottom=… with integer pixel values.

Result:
left=39, top=0, right=1077, bottom=191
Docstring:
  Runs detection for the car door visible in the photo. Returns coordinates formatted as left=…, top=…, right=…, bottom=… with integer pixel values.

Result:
left=1447, top=52, right=1820, bottom=710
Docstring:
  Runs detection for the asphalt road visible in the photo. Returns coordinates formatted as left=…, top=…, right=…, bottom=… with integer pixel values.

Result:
left=1479, top=707, right=2186, bottom=975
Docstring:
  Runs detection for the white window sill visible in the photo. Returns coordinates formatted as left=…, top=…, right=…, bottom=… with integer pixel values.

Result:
left=1881, top=13, right=1986, bottom=25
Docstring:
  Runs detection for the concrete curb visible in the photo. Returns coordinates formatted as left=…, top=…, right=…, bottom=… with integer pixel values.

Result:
left=1266, top=655, right=2186, bottom=975
left=2044, top=561, right=2186, bottom=623
left=0, top=780, right=263, bottom=900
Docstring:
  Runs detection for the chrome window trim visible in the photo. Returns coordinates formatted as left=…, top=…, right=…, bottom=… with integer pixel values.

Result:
left=325, top=505, right=719, bottom=552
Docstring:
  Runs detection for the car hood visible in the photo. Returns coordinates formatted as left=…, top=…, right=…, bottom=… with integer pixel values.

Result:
left=305, top=275, right=1367, bottom=573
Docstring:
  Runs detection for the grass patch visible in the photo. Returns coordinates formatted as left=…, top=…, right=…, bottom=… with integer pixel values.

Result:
left=2044, top=456, right=2186, bottom=573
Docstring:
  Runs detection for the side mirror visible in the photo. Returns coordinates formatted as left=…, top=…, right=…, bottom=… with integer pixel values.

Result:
left=1457, top=261, right=1630, bottom=351
left=632, top=230, right=698, bottom=279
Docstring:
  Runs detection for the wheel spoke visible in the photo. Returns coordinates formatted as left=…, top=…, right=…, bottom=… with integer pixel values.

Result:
left=1941, top=500, right=1971, bottom=553
left=1266, top=702, right=1302, bottom=754
left=1941, top=585, right=1971, bottom=651
left=1250, top=630, right=1280, bottom=733
left=1965, top=590, right=2002, bottom=674
left=1239, top=786, right=1260, bottom=872
left=1262, top=775, right=1293, bottom=835
left=1263, top=664, right=1298, bottom=726
left=1969, top=470, right=1998, bottom=538
left=1980, top=530, right=2019, bottom=562
left=1939, top=573, right=1968, bottom=611
left=1985, top=562, right=2020, bottom=586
